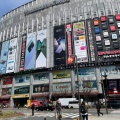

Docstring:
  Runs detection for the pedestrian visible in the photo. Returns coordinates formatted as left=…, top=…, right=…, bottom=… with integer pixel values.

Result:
left=55, top=99, right=62, bottom=120
left=31, top=103, right=35, bottom=116
left=18, top=103, right=20, bottom=109
left=80, top=101, right=88, bottom=120
left=96, top=101, right=103, bottom=116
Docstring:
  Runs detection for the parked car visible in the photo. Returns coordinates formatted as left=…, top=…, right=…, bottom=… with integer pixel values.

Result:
left=107, top=100, right=120, bottom=108
left=37, top=103, right=55, bottom=111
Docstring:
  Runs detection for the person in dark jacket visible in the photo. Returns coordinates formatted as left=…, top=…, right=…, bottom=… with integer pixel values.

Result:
left=80, top=101, right=88, bottom=120
left=55, top=99, right=62, bottom=120
left=31, top=103, right=35, bottom=116
left=96, top=101, right=103, bottom=116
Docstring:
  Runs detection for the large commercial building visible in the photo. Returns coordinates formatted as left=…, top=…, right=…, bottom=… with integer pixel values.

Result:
left=0, top=0, right=120, bottom=107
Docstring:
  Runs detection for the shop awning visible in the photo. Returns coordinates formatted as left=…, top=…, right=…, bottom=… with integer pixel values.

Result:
left=0, top=95, right=11, bottom=99
left=32, top=93, right=49, bottom=98
left=52, top=92, right=72, bottom=97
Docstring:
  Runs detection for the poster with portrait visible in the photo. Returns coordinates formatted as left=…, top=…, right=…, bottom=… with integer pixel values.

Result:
left=19, top=35, right=27, bottom=71
left=2, top=77, right=13, bottom=85
left=15, top=75, right=30, bottom=83
left=0, top=41, right=9, bottom=74
left=6, top=38, right=17, bottom=73
left=36, top=30, right=47, bottom=68
left=33, top=84, right=49, bottom=93
left=34, top=73, right=49, bottom=81
left=14, top=86, right=29, bottom=94
left=2, top=88, right=12, bottom=95
left=54, top=25, right=66, bottom=66
left=25, top=32, right=36, bottom=70
left=73, top=21, right=88, bottom=63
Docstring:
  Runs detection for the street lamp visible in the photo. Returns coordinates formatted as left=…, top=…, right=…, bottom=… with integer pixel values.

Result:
left=69, top=54, right=81, bottom=120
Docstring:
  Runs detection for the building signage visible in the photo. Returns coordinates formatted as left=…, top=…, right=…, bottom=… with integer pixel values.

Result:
left=33, top=84, right=49, bottom=93
left=2, top=88, right=12, bottom=95
left=34, top=73, right=49, bottom=81
left=53, top=70, right=70, bottom=79
left=2, top=77, right=13, bottom=85
left=53, top=83, right=71, bottom=92
left=15, top=75, right=30, bottom=83
left=14, top=86, right=29, bottom=94
left=24, top=0, right=70, bottom=15
left=12, top=94, right=29, bottom=98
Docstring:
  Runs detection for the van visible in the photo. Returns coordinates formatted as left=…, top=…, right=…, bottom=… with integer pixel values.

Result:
left=68, top=100, right=79, bottom=108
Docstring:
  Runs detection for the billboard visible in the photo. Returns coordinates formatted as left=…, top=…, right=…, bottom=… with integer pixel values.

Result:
left=6, top=38, right=17, bottom=73
left=66, top=24, right=74, bottom=64
left=15, top=75, right=30, bottom=83
left=36, top=30, right=47, bottom=68
left=0, top=41, right=9, bottom=74
left=2, top=77, right=13, bottom=85
left=25, top=32, right=36, bottom=70
left=19, top=35, right=27, bottom=71
left=2, top=88, right=12, bottom=95
left=33, top=84, right=49, bottom=93
left=54, top=25, right=66, bottom=65
left=14, top=86, right=29, bottom=94
left=34, top=73, right=49, bottom=81
left=73, top=21, right=88, bottom=62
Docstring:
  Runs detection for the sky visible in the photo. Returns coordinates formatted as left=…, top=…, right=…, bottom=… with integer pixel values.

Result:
left=0, top=0, right=32, bottom=18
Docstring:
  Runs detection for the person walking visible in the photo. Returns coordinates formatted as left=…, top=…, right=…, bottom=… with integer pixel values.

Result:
left=80, top=101, right=88, bottom=120
left=18, top=103, right=20, bottom=109
left=31, top=103, right=35, bottom=116
left=96, top=101, right=103, bottom=116
left=55, top=99, right=62, bottom=120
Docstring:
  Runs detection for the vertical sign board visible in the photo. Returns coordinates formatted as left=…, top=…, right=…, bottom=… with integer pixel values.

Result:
left=36, top=30, right=47, bottom=68
left=6, top=38, right=17, bottom=73
left=0, top=41, right=9, bottom=74
left=73, top=21, right=88, bottom=63
left=25, top=32, right=36, bottom=70
left=66, top=24, right=74, bottom=64
left=54, top=25, right=66, bottom=66
left=19, top=35, right=27, bottom=71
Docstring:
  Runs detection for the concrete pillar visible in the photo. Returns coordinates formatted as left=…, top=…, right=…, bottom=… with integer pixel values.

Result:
left=95, top=67, right=102, bottom=93
left=10, top=77, right=15, bottom=108
left=49, top=72, right=53, bottom=100
left=29, top=74, right=34, bottom=100
left=70, top=69, right=76, bottom=98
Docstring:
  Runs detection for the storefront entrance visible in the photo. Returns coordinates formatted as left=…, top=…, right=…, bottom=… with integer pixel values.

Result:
left=13, top=97, right=29, bottom=107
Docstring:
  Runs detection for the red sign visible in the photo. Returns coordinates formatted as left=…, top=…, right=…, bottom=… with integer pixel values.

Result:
left=3, top=77, right=13, bottom=85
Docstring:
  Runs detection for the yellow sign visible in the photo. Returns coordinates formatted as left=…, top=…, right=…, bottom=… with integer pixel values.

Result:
left=79, top=36, right=85, bottom=40
left=53, top=70, right=70, bottom=79
left=12, top=94, right=29, bottom=98
left=27, top=100, right=30, bottom=107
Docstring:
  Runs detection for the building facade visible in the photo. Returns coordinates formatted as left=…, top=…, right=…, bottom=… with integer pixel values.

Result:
left=0, top=0, right=120, bottom=107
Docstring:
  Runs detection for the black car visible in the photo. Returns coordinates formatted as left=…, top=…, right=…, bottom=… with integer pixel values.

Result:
left=37, top=103, right=55, bottom=111
left=107, top=100, right=120, bottom=108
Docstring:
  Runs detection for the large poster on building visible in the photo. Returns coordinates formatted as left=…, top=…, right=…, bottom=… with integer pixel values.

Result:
left=2, top=77, right=13, bottom=85
left=14, top=86, right=29, bottom=94
left=0, top=41, right=9, bottom=74
left=25, top=32, right=36, bottom=70
left=15, top=75, right=30, bottom=83
left=34, top=73, right=49, bottom=81
left=33, top=84, right=49, bottom=93
left=2, top=88, right=12, bottom=95
left=36, top=30, right=47, bottom=68
left=54, top=25, right=66, bottom=65
left=53, top=83, right=71, bottom=92
left=66, top=24, right=74, bottom=64
left=73, top=21, right=88, bottom=62
left=6, top=38, right=17, bottom=73
left=53, top=70, right=71, bottom=79
left=20, top=35, right=27, bottom=71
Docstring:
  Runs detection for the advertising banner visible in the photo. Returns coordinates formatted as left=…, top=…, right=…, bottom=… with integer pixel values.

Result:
left=25, top=32, right=36, bottom=70
left=19, top=35, right=27, bottom=71
left=36, top=30, right=47, bottom=68
left=15, top=75, right=30, bottom=83
left=53, top=70, right=71, bottom=79
left=53, top=83, right=71, bottom=92
left=33, top=84, right=49, bottom=93
left=73, top=21, right=88, bottom=63
left=14, top=86, right=29, bottom=94
left=34, top=73, right=49, bottom=81
left=3, top=77, right=13, bottom=85
left=101, top=66, right=120, bottom=79
left=108, top=80, right=117, bottom=90
left=2, top=88, right=12, bottom=95
left=0, top=41, right=9, bottom=74
left=6, top=38, right=17, bottom=73
left=66, top=24, right=74, bottom=64
left=54, top=25, right=66, bottom=65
